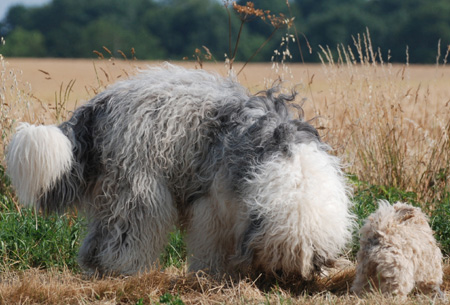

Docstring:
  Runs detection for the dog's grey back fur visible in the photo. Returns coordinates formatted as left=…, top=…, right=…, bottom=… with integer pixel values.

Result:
left=43, top=65, right=319, bottom=214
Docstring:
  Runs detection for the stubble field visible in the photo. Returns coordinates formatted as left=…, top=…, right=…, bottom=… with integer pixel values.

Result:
left=0, top=57, right=449, bottom=304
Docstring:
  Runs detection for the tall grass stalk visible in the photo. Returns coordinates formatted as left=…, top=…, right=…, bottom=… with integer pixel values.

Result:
left=53, top=79, right=76, bottom=123
left=0, top=53, right=35, bottom=156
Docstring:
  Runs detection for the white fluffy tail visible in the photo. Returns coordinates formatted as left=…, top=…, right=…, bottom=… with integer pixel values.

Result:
left=6, top=123, right=73, bottom=207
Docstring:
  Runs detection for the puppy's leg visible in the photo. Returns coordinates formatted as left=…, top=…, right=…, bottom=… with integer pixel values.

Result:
left=415, top=250, right=444, bottom=299
left=352, top=257, right=378, bottom=296
left=416, top=281, right=445, bottom=299
left=376, top=253, right=414, bottom=298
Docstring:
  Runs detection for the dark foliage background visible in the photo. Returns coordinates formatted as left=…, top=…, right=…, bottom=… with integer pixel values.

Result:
left=0, top=0, right=449, bottom=62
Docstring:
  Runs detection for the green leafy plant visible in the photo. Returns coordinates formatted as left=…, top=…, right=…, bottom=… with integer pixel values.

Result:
left=159, top=292, right=185, bottom=305
left=160, top=229, right=186, bottom=268
left=431, top=196, right=450, bottom=256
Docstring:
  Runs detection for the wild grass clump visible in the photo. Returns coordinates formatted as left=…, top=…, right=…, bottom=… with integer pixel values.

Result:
left=0, top=53, right=35, bottom=156
left=293, top=29, right=450, bottom=257
left=315, top=29, right=450, bottom=205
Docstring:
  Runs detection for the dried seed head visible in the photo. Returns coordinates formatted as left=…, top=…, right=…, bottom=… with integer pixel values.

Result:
left=233, top=1, right=264, bottom=22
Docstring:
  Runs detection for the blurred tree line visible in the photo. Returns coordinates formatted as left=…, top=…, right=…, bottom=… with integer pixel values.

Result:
left=0, top=0, right=449, bottom=63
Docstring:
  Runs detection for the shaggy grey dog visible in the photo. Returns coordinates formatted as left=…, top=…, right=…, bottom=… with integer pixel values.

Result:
left=7, top=64, right=354, bottom=278
left=352, top=201, right=444, bottom=299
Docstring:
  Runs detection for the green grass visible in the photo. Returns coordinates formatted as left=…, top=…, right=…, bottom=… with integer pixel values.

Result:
left=0, top=207, right=83, bottom=271
left=350, top=174, right=420, bottom=223
left=0, top=165, right=82, bottom=271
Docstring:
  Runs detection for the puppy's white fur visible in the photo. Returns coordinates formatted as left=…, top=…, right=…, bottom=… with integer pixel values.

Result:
left=352, top=201, right=444, bottom=298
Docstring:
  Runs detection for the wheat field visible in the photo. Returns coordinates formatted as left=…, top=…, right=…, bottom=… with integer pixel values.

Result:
left=7, top=58, right=450, bottom=110
left=1, top=57, right=449, bottom=304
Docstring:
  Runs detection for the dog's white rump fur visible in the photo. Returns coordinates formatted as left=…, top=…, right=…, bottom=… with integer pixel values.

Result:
left=352, top=201, right=444, bottom=298
left=6, top=64, right=354, bottom=278
left=240, top=142, right=353, bottom=277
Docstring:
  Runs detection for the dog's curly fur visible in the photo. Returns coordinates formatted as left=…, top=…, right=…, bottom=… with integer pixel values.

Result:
left=352, top=201, right=444, bottom=298
left=6, top=64, right=354, bottom=278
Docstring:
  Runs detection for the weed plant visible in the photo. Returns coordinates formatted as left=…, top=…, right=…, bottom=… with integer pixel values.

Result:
left=0, top=166, right=81, bottom=271
left=159, top=292, right=185, bottom=305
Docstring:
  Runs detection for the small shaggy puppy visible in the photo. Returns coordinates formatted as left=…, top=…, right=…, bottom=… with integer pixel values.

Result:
left=6, top=64, right=354, bottom=278
left=352, top=201, right=444, bottom=298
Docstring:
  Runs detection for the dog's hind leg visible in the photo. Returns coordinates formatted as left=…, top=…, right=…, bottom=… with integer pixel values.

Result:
left=185, top=191, right=245, bottom=277
left=78, top=180, right=177, bottom=275
left=185, top=196, right=229, bottom=276
left=78, top=219, right=106, bottom=274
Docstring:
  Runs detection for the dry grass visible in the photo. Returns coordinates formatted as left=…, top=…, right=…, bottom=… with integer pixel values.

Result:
left=0, top=264, right=448, bottom=304
left=311, top=41, right=450, bottom=202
